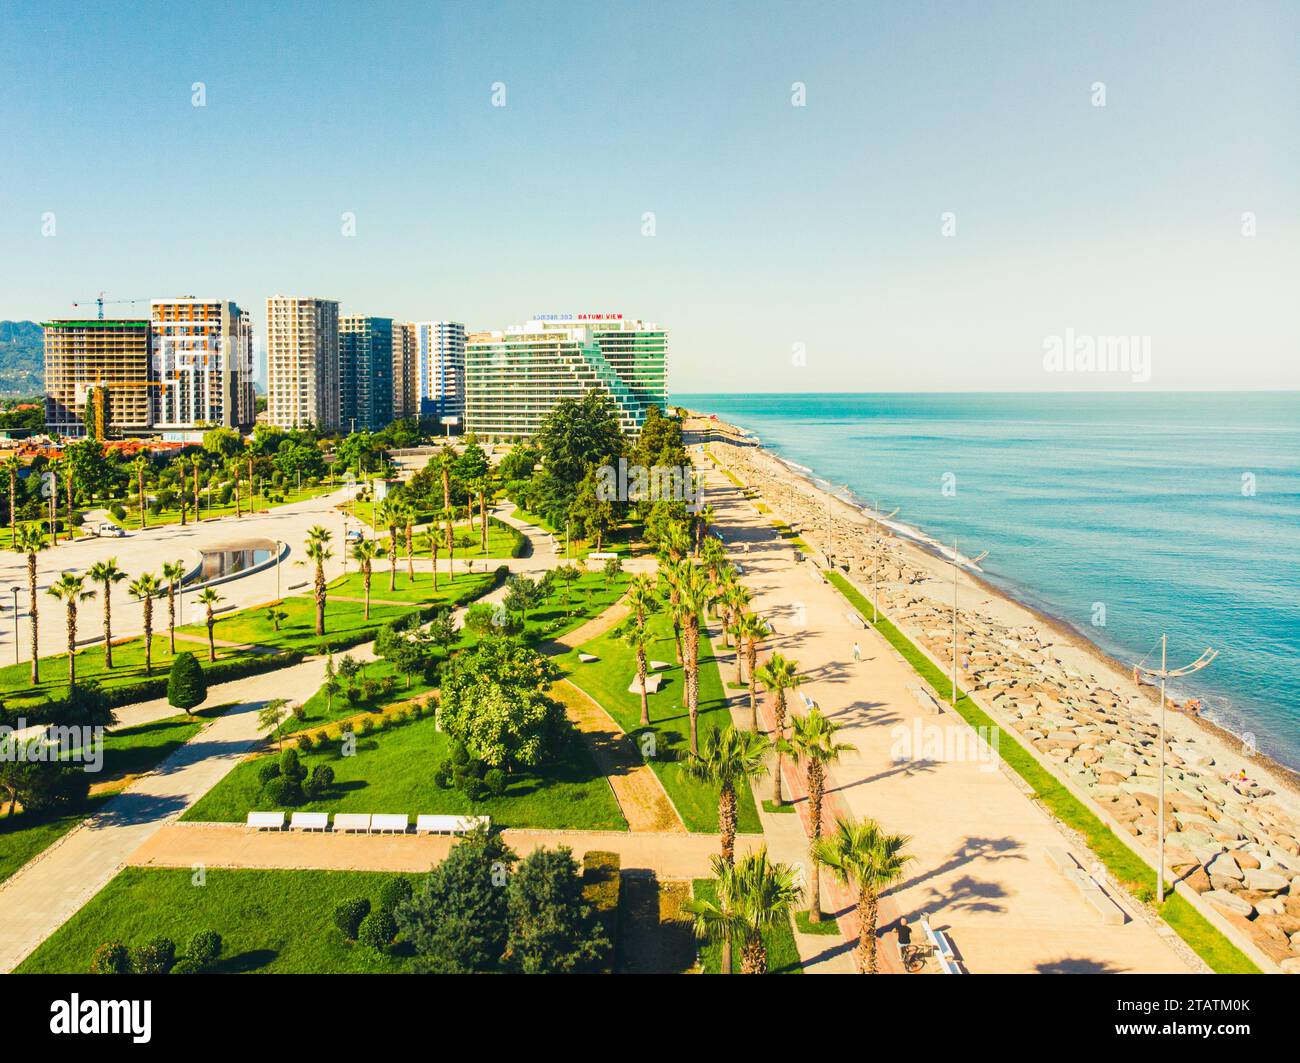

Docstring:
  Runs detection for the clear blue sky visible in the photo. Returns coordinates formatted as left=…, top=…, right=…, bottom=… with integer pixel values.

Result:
left=1, top=0, right=1295, bottom=390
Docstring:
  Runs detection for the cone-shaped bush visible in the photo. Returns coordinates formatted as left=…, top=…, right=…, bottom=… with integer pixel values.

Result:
left=167, top=651, right=207, bottom=713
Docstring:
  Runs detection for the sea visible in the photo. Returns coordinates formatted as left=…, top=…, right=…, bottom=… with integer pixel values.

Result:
left=673, top=392, right=1300, bottom=772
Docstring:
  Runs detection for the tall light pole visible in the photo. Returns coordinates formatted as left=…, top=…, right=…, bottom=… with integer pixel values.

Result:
left=341, top=515, right=348, bottom=573
left=10, top=586, right=19, bottom=665
left=274, top=539, right=283, bottom=601
left=869, top=499, right=899, bottom=624
left=950, top=541, right=988, bottom=706
left=1135, top=636, right=1216, bottom=900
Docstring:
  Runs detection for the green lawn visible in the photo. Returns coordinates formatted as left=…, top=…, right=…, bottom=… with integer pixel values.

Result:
left=0, top=797, right=111, bottom=887
left=560, top=611, right=762, bottom=835
left=0, top=635, right=258, bottom=715
left=509, top=505, right=636, bottom=558
left=16, top=867, right=415, bottom=973
left=693, top=879, right=802, bottom=974
left=517, top=569, right=629, bottom=645
left=278, top=655, right=440, bottom=736
left=328, top=568, right=497, bottom=607
left=183, top=713, right=627, bottom=831
left=825, top=568, right=1259, bottom=975
left=111, top=482, right=339, bottom=530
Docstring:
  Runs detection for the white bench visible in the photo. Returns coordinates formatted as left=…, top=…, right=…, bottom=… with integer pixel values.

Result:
left=587, top=551, right=618, bottom=562
left=246, top=811, right=285, bottom=831
left=799, top=690, right=815, bottom=710
left=1046, top=848, right=1127, bottom=925
left=371, top=814, right=409, bottom=834
left=415, top=814, right=490, bottom=835
left=289, top=812, right=328, bottom=831
left=919, top=917, right=963, bottom=972
left=332, top=813, right=372, bottom=833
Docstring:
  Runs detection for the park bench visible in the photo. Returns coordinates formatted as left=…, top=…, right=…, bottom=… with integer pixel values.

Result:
left=246, top=811, right=285, bottom=831
left=370, top=814, right=409, bottom=834
left=1045, top=847, right=1127, bottom=926
left=415, top=814, right=490, bottom=835
left=289, top=812, right=328, bottom=831
left=919, top=917, right=964, bottom=973
left=332, top=813, right=372, bottom=833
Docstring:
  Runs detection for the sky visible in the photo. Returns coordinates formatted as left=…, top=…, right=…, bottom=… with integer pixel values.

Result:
left=0, top=0, right=1296, bottom=392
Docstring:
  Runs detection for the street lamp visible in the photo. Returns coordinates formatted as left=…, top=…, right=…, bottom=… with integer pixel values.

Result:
left=950, top=541, right=989, bottom=706
left=10, top=586, right=19, bottom=665
left=1135, top=636, right=1217, bottom=901
left=274, top=539, right=283, bottom=600
left=869, top=499, right=900, bottom=624
left=342, top=516, right=348, bottom=573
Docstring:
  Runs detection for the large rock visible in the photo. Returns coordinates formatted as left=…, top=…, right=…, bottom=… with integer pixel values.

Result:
left=1207, top=852, right=1244, bottom=881
left=1202, top=890, right=1254, bottom=917
left=1243, top=868, right=1289, bottom=894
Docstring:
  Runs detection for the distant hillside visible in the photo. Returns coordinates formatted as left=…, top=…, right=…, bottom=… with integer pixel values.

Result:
left=0, top=321, right=44, bottom=396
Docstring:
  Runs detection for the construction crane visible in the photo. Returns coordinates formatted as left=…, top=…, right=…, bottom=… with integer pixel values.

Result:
left=71, top=292, right=150, bottom=319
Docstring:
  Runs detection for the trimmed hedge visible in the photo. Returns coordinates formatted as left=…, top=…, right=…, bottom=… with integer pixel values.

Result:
left=581, top=850, right=621, bottom=974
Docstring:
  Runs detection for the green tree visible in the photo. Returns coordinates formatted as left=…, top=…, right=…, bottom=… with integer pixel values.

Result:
left=506, top=846, right=609, bottom=974
left=46, top=572, right=94, bottom=688
left=87, top=558, right=126, bottom=668
left=733, top=612, right=769, bottom=730
left=161, top=560, right=186, bottom=653
left=377, top=498, right=401, bottom=592
left=684, top=725, right=771, bottom=867
left=686, top=848, right=802, bottom=975
left=755, top=652, right=800, bottom=805
left=167, top=651, right=207, bottom=716
left=620, top=619, right=654, bottom=727
left=196, top=587, right=222, bottom=662
left=786, top=707, right=856, bottom=922
left=128, top=572, right=161, bottom=676
left=674, top=562, right=716, bottom=755
left=305, top=526, right=332, bottom=636
left=812, top=818, right=913, bottom=974
left=258, top=697, right=291, bottom=749
left=2, top=453, right=21, bottom=541
left=131, top=456, right=149, bottom=530
left=351, top=537, right=381, bottom=620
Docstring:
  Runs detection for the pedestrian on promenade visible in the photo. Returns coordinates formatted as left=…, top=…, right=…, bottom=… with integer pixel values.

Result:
left=853, top=641, right=861, bottom=662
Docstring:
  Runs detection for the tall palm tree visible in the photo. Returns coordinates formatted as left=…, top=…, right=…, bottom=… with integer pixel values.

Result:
left=191, top=455, right=202, bottom=521
left=683, top=725, right=770, bottom=865
left=46, top=572, right=95, bottom=688
left=440, top=504, right=456, bottom=584
left=304, top=526, right=332, bottom=637
left=733, top=612, right=769, bottom=731
left=659, top=520, right=691, bottom=563
left=128, top=572, right=161, bottom=675
left=659, top=559, right=687, bottom=664
left=196, top=586, right=222, bottom=662
left=701, top=536, right=727, bottom=589
left=2, top=454, right=21, bottom=542
left=620, top=619, right=654, bottom=727
left=428, top=524, right=439, bottom=591
left=352, top=538, right=381, bottom=620
left=675, top=562, right=716, bottom=756
left=720, top=581, right=750, bottom=652
left=161, top=560, right=186, bottom=654
left=626, top=573, right=658, bottom=627
left=61, top=457, right=76, bottom=542
left=755, top=652, right=800, bottom=805
left=227, top=457, right=242, bottom=518
left=376, top=498, right=400, bottom=591
left=686, top=849, right=801, bottom=974
left=434, top=445, right=456, bottom=524
left=13, top=524, right=47, bottom=683
left=87, top=558, right=126, bottom=667
left=812, top=818, right=913, bottom=974
left=401, top=501, right=416, bottom=580
left=694, top=503, right=716, bottom=558
left=786, top=707, right=856, bottom=922
left=476, top=477, right=490, bottom=554
left=131, top=456, right=149, bottom=530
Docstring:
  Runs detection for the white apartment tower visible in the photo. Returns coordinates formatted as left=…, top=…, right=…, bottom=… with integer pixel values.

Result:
left=414, top=321, right=466, bottom=424
left=266, top=296, right=340, bottom=430
left=151, top=299, right=255, bottom=432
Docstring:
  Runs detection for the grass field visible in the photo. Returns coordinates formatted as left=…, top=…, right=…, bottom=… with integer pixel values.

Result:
left=825, top=568, right=1259, bottom=975
left=0, top=797, right=112, bottom=887
left=327, top=568, right=497, bottom=607
left=183, top=712, right=627, bottom=831
left=693, top=878, right=803, bottom=974
left=560, top=611, right=762, bottom=834
left=111, top=483, right=339, bottom=531
left=16, top=866, right=415, bottom=973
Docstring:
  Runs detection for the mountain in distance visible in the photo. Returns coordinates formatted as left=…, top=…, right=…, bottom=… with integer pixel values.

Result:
left=0, top=321, right=44, bottom=396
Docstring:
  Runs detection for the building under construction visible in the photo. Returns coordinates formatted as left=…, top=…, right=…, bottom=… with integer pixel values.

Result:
left=42, top=319, right=156, bottom=438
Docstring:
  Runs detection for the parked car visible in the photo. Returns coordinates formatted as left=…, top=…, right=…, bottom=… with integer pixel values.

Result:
left=345, top=528, right=363, bottom=543
left=97, top=522, right=126, bottom=538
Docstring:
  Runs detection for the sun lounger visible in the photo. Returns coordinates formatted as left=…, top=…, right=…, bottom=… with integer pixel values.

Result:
left=246, top=811, right=285, bottom=831
left=332, top=813, right=372, bottom=833
left=289, top=812, right=328, bottom=831
left=370, top=814, right=409, bottom=834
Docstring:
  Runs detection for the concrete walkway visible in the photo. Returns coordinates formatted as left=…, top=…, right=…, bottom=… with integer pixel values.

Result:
left=698, top=458, right=1196, bottom=974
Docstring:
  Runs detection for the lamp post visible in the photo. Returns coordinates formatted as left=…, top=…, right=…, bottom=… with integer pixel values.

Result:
left=1135, top=636, right=1217, bottom=900
left=274, top=539, right=283, bottom=601
left=950, top=541, right=989, bottom=706
left=10, top=585, right=19, bottom=665
left=342, top=516, right=348, bottom=573
left=869, top=499, right=899, bottom=624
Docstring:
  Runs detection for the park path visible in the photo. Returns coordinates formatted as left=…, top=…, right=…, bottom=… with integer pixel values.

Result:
left=696, top=452, right=1195, bottom=975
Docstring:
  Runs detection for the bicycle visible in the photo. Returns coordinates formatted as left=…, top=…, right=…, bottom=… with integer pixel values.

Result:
left=901, top=941, right=935, bottom=973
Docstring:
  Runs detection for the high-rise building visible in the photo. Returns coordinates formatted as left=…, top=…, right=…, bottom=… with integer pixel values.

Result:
left=391, top=321, right=417, bottom=421
left=42, top=318, right=155, bottom=438
left=414, top=321, right=466, bottom=424
left=151, top=299, right=255, bottom=433
left=339, top=315, right=394, bottom=433
left=464, top=315, right=667, bottom=440
left=266, top=297, right=340, bottom=430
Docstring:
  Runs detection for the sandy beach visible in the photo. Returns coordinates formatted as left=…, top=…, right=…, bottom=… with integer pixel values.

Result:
left=687, top=412, right=1300, bottom=970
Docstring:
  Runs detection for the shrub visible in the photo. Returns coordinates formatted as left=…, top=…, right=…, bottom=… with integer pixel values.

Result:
left=358, top=910, right=398, bottom=952
left=279, top=747, right=306, bottom=784
left=581, top=851, right=621, bottom=974
left=357, top=717, right=372, bottom=736
left=170, top=958, right=201, bottom=974
left=131, top=937, right=177, bottom=975
left=334, top=897, right=371, bottom=940
left=257, top=759, right=281, bottom=785
left=109, top=503, right=127, bottom=521
left=378, top=876, right=414, bottom=914
left=261, top=776, right=300, bottom=806
left=89, top=941, right=131, bottom=974
left=297, top=732, right=316, bottom=752
left=484, top=768, right=507, bottom=796
left=167, top=652, right=207, bottom=714
left=434, top=760, right=453, bottom=789
left=185, top=929, right=222, bottom=970
left=304, top=764, right=334, bottom=799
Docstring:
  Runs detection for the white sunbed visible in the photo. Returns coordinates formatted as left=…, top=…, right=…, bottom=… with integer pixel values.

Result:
left=289, top=812, right=328, bottom=831
left=370, top=814, right=409, bottom=834
left=332, top=813, right=372, bottom=833
left=246, top=811, right=285, bottom=831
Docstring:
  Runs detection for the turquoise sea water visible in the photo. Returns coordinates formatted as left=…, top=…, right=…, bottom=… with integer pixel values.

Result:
left=674, top=393, right=1300, bottom=770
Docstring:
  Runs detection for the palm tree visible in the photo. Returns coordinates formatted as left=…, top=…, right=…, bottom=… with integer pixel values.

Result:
left=402, top=502, right=416, bottom=580
left=304, top=526, right=332, bottom=637
left=812, top=818, right=913, bottom=974
left=626, top=572, right=658, bottom=627
left=434, top=444, right=456, bottom=523
left=87, top=558, right=126, bottom=668
left=377, top=499, right=400, bottom=591
left=440, top=504, right=456, bottom=584
left=787, top=708, right=856, bottom=922
left=701, top=536, right=727, bottom=588
left=128, top=572, right=161, bottom=675
left=686, top=849, right=801, bottom=974
left=660, top=520, right=691, bottom=563
left=675, top=562, right=715, bottom=755
left=13, top=524, right=47, bottom=683
left=2, top=454, right=21, bottom=542
left=683, top=725, right=770, bottom=866
left=620, top=620, right=654, bottom=727
left=733, top=612, right=769, bottom=731
left=694, top=503, right=716, bottom=558
left=477, top=478, right=490, bottom=554
left=196, top=586, right=222, bottom=662
left=428, top=525, right=439, bottom=591
left=659, top=560, right=687, bottom=664
left=191, top=455, right=202, bottom=521
left=46, top=572, right=95, bottom=687
left=227, top=457, right=242, bottom=518
left=720, top=581, right=750, bottom=652
left=352, top=538, right=381, bottom=620
left=755, top=652, right=800, bottom=805
left=161, top=560, right=186, bottom=654
left=131, top=456, right=149, bottom=530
